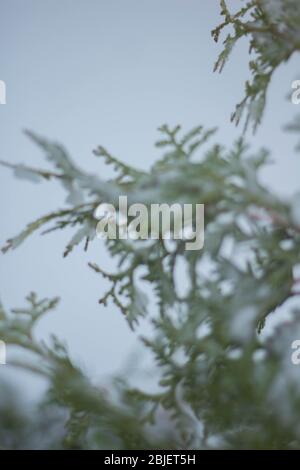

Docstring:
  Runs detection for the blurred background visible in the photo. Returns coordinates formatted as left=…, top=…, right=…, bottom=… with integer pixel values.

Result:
left=0, top=0, right=300, bottom=401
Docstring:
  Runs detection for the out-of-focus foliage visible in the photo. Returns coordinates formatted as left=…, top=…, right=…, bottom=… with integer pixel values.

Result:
left=0, top=381, right=65, bottom=450
left=1, top=0, right=300, bottom=449
left=0, top=295, right=175, bottom=449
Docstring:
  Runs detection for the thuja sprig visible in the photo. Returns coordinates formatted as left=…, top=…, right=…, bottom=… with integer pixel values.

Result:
left=212, top=0, right=300, bottom=131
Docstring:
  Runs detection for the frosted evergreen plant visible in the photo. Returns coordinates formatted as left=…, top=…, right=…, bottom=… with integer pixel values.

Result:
left=1, top=0, right=300, bottom=449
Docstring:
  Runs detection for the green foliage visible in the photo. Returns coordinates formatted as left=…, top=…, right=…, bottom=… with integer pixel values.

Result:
left=212, top=0, right=300, bottom=131
left=1, top=0, right=300, bottom=450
